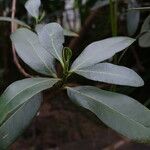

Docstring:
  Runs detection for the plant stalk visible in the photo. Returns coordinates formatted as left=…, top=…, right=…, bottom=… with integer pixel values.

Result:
left=109, top=0, right=118, bottom=91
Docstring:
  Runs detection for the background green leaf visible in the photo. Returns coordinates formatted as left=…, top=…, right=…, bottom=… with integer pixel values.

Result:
left=25, top=0, right=41, bottom=18
left=127, top=0, right=140, bottom=36
left=63, top=29, right=79, bottom=37
left=0, top=17, right=30, bottom=28
left=139, top=15, right=150, bottom=48
left=91, top=0, right=108, bottom=10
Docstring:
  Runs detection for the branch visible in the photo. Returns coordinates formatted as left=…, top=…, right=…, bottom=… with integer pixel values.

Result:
left=102, top=139, right=129, bottom=150
left=68, top=8, right=100, bottom=53
left=11, top=0, right=31, bottom=77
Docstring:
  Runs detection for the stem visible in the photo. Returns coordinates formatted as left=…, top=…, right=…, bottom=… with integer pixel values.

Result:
left=11, top=0, right=31, bottom=77
left=11, top=0, right=16, bottom=33
left=114, top=0, right=118, bottom=36
left=62, top=64, right=69, bottom=81
left=109, top=0, right=118, bottom=91
left=113, top=0, right=118, bottom=64
left=109, top=0, right=115, bottom=36
left=128, top=7, right=150, bottom=11
left=109, top=0, right=118, bottom=37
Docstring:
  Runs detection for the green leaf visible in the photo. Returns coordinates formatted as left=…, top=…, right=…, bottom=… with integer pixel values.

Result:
left=35, top=24, right=56, bottom=73
left=63, top=29, right=79, bottom=37
left=139, top=15, right=150, bottom=47
left=67, top=86, right=150, bottom=143
left=37, top=23, right=64, bottom=65
left=62, top=47, right=72, bottom=72
left=91, top=0, right=110, bottom=11
left=127, top=0, right=140, bottom=36
left=25, top=0, right=41, bottom=18
left=0, top=93, right=42, bottom=150
left=0, top=17, right=30, bottom=28
left=0, top=77, right=59, bottom=125
left=75, top=63, right=144, bottom=87
left=38, top=11, right=45, bottom=22
left=11, top=28, right=56, bottom=76
left=70, top=37, right=135, bottom=71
